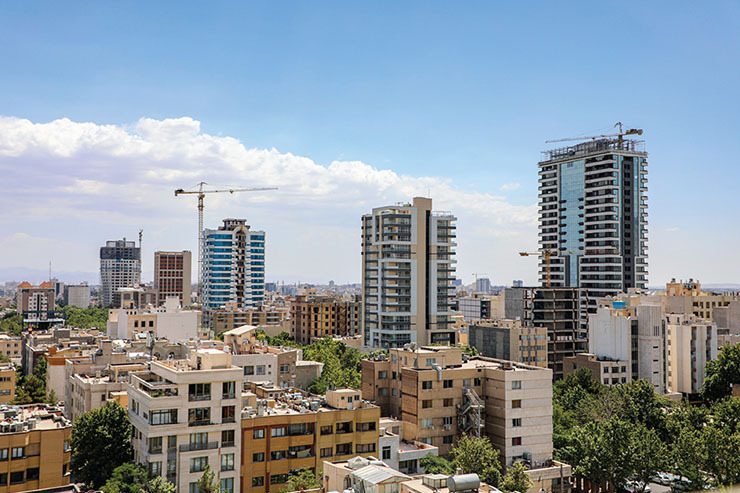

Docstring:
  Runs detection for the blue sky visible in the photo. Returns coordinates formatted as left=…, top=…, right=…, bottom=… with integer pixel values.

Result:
left=1, top=1, right=739, bottom=285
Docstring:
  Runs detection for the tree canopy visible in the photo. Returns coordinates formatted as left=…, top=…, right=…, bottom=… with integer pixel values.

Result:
left=281, top=468, right=321, bottom=492
left=702, top=342, right=740, bottom=402
left=449, top=434, right=502, bottom=487
left=0, top=312, right=22, bottom=337
left=71, top=401, right=133, bottom=489
left=501, top=461, right=533, bottom=493
left=101, top=463, right=176, bottom=493
left=62, top=305, right=108, bottom=330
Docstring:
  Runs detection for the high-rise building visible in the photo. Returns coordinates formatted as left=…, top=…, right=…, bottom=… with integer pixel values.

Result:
left=361, top=197, right=457, bottom=348
left=202, top=219, right=266, bottom=311
left=154, top=251, right=192, bottom=306
left=475, top=277, right=491, bottom=294
left=538, top=137, right=648, bottom=322
left=16, top=281, right=62, bottom=329
left=100, top=238, right=141, bottom=307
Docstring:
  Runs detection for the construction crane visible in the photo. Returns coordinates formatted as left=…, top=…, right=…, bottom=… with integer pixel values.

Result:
left=174, top=182, right=278, bottom=300
left=518, top=249, right=575, bottom=287
left=545, top=122, right=643, bottom=144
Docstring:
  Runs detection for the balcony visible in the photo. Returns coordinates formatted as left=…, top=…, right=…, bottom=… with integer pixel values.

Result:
left=188, top=419, right=212, bottom=427
left=179, top=441, right=219, bottom=453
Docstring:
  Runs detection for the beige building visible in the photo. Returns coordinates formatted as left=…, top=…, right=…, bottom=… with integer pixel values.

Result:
left=362, top=197, right=458, bottom=348
left=468, top=320, right=547, bottom=367
left=563, top=353, right=630, bottom=385
left=0, top=365, right=15, bottom=404
left=666, top=313, right=718, bottom=398
left=0, top=405, right=72, bottom=492
left=362, top=346, right=553, bottom=467
left=0, top=335, right=22, bottom=363
left=128, top=349, right=242, bottom=492
left=209, top=303, right=289, bottom=334
left=290, top=294, right=360, bottom=345
left=241, top=388, right=380, bottom=493
left=154, top=251, right=193, bottom=307
left=664, top=279, right=735, bottom=322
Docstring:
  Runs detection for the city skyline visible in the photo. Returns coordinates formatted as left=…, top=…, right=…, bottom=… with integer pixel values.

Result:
left=2, top=2, right=740, bottom=286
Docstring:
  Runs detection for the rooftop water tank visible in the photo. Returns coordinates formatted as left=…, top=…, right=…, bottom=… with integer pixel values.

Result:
left=447, top=474, right=480, bottom=493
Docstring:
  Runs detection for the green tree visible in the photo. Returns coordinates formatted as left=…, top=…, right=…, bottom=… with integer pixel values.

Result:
left=143, top=476, right=176, bottom=493
left=71, top=401, right=133, bottom=488
left=617, top=379, right=670, bottom=436
left=281, top=468, right=321, bottom=492
left=62, top=305, right=108, bottom=330
left=671, top=426, right=707, bottom=490
left=630, top=425, right=668, bottom=493
left=195, top=464, right=219, bottom=493
left=304, top=338, right=363, bottom=392
left=0, top=353, right=10, bottom=364
left=566, top=419, right=634, bottom=491
left=449, top=434, right=502, bottom=487
left=0, top=312, right=22, bottom=337
left=420, top=454, right=455, bottom=475
left=501, top=461, right=533, bottom=493
left=101, top=462, right=148, bottom=493
left=702, top=343, right=740, bottom=402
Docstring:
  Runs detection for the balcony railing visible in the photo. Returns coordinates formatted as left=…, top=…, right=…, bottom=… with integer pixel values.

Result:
left=188, top=394, right=211, bottom=402
left=188, top=419, right=212, bottom=427
left=179, top=441, right=219, bottom=453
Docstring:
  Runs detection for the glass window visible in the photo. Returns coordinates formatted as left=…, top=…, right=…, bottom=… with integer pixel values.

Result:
left=0, top=449, right=7, bottom=460
left=512, top=437, right=522, bottom=446
left=271, top=450, right=287, bottom=460
left=221, top=406, right=236, bottom=423
left=253, top=477, right=265, bottom=487
left=188, top=407, right=211, bottom=426
left=222, top=381, right=236, bottom=399
left=167, top=435, right=177, bottom=451
left=189, top=456, right=208, bottom=473
left=10, top=471, right=23, bottom=484
left=443, top=435, right=454, bottom=444
left=382, top=446, right=391, bottom=460
left=188, top=383, right=211, bottom=401
left=512, top=399, right=522, bottom=409
left=253, top=429, right=265, bottom=439
left=256, top=365, right=266, bottom=375
left=149, top=436, right=163, bottom=454
left=271, top=427, right=287, bottom=437
left=422, top=381, right=433, bottom=390
left=244, top=366, right=255, bottom=375
left=11, top=447, right=24, bottom=458
left=148, top=461, right=162, bottom=477
left=221, top=453, right=234, bottom=471
left=0, top=473, right=6, bottom=486
left=253, top=452, right=265, bottom=462
left=320, top=447, right=333, bottom=458
left=220, top=477, right=234, bottom=493
left=422, top=400, right=432, bottom=409
left=512, top=418, right=522, bottom=427
left=150, top=409, right=178, bottom=425
left=511, top=380, right=522, bottom=390
left=443, top=379, right=453, bottom=388
left=271, top=474, right=288, bottom=484
left=222, top=430, right=235, bottom=447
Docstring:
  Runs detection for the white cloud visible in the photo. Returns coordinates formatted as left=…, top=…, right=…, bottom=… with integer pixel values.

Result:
left=500, top=182, right=521, bottom=191
left=0, top=116, right=539, bottom=284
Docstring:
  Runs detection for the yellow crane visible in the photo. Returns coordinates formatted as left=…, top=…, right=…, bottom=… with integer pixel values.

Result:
left=545, top=122, right=643, bottom=144
left=175, top=182, right=277, bottom=299
left=519, top=249, right=575, bottom=287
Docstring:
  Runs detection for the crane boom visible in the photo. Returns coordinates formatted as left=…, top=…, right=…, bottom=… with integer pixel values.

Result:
left=174, top=181, right=277, bottom=303
left=545, top=122, right=643, bottom=144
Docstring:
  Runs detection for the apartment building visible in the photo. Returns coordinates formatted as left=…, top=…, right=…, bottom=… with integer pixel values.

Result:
left=128, top=349, right=243, bottom=492
left=22, top=328, right=102, bottom=377
left=16, top=281, right=62, bottom=329
left=377, top=417, right=439, bottom=475
left=240, top=388, right=380, bottom=493
left=108, top=297, right=201, bottom=341
left=0, top=366, right=15, bottom=404
left=563, top=353, right=630, bottom=385
left=66, top=362, right=146, bottom=421
left=290, top=294, right=360, bottom=345
left=64, top=284, right=90, bottom=309
left=468, top=320, right=547, bottom=367
left=457, top=296, right=493, bottom=323
left=362, top=197, right=458, bottom=348
left=666, top=313, right=718, bottom=398
left=362, top=346, right=553, bottom=466
left=209, top=303, right=289, bottom=334
left=0, top=335, right=22, bottom=362
left=522, top=287, right=586, bottom=380
left=538, top=137, right=649, bottom=322
left=202, top=218, right=266, bottom=311
left=100, top=239, right=141, bottom=307
left=663, top=279, right=735, bottom=322
left=0, top=405, right=72, bottom=492
left=154, top=251, right=193, bottom=307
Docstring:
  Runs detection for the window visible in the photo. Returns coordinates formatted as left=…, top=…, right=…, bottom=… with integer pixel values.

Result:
left=0, top=473, right=5, bottom=486
left=377, top=387, right=389, bottom=397
left=190, top=456, right=208, bottom=473
left=253, top=429, right=265, bottom=439
left=443, top=398, right=453, bottom=407
left=150, top=409, right=177, bottom=425
left=167, top=458, right=176, bottom=477
left=271, top=426, right=287, bottom=437
left=512, top=437, right=522, bottom=446
left=422, top=418, right=433, bottom=429
left=357, top=422, right=376, bottom=432
left=443, top=379, right=453, bottom=388
left=244, top=366, right=255, bottom=375
left=378, top=370, right=388, bottom=379
left=320, top=447, right=333, bottom=458
left=188, top=383, right=211, bottom=401
left=9, top=471, right=23, bottom=484
left=462, top=378, right=472, bottom=388
left=474, top=378, right=481, bottom=386
left=222, top=406, right=235, bottom=423
left=11, top=447, right=24, bottom=458
left=426, top=358, right=436, bottom=366
left=511, top=380, right=522, bottom=390
left=256, top=365, right=266, bottom=375
left=189, top=432, right=208, bottom=450
left=222, top=381, right=236, bottom=399
left=220, top=477, right=234, bottom=493
left=148, top=461, right=162, bottom=477
left=512, top=418, right=522, bottom=427
left=189, top=483, right=199, bottom=493
left=512, top=400, right=522, bottom=409
left=149, top=436, right=163, bottom=454
left=280, top=364, right=291, bottom=375
left=356, top=443, right=376, bottom=453
left=422, top=381, right=433, bottom=390
left=336, top=422, right=352, bottom=434
left=422, top=400, right=432, bottom=409
left=443, top=435, right=454, bottom=444
left=26, top=467, right=39, bottom=481
left=64, top=440, right=71, bottom=452
left=271, top=450, right=288, bottom=460
left=221, top=453, right=234, bottom=471
left=289, top=423, right=310, bottom=436
left=271, top=474, right=289, bottom=485
left=336, top=443, right=352, bottom=455
left=0, top=449, right=7, bottom=460
left=320, top=425, right=333, bottom=435
left=382, top=446, right=391, bottom=460
left=188, top=407, right=211, bottom=426
left=252, top=477, right=265, bottom=487
left=220, top=430, right=234, bottom=447
left=442, top=416, right=453, bottom=426
left=603, top=367, right=608, bottom=373
left=253, top=452, right=265, bottom=462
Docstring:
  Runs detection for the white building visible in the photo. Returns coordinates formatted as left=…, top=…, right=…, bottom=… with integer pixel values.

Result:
left=108, top=297, right=201, bottom=341
left=202, top=218, right=266, bottom=311
left=127, top=349, right=242, bottom=493
left=588, top=307, right=631, bottom=362
left=66, top=284, right=90, bottom=308
left=666, top=313, right=718, bottom=397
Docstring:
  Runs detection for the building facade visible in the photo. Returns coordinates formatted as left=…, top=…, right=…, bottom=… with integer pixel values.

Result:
left=202, top=219, right=266, bottom=311
left=65, top=284, right=90, bottom=308
left=100, top=239, right=141, bottom=307
left=209, top=304, right=289, bottom=334
left=16, top=282, right=61, bottom=329
left=290, top=294, right=361, bottom=345
left=154, top=251, right=193, bottom=307
left=128, top=349, right=242, bottom=493
left=468, top=320, right=547, bottom=367
left=538, top=138, right=648, bottom=322
left=361, top=197, right=458, bottom=348
left=666, top=313, right=718, bottom=398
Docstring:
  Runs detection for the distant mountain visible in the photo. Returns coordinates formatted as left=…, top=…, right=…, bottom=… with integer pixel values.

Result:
left=0, top=267, right=98, bottom=285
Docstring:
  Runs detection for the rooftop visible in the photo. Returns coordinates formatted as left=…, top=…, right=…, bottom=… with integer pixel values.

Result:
left=540, top=137, right=646, bottom=163
left=0, top=405, right=70, bottom=432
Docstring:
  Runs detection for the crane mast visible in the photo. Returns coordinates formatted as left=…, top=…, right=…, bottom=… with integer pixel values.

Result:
left=174, top=182, right=277, bottom=303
